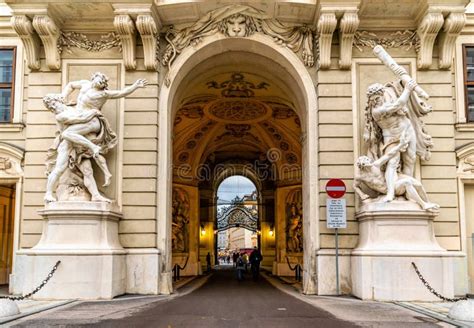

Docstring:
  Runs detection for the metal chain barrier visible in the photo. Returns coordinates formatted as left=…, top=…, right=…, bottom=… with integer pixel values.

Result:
left=0, top=261, right=61, bottom=301
left=286, top=256, right=302, bottom=282
left=412, top=262, right=467, bottom=302
left=173, top=256, right=189, bottom=282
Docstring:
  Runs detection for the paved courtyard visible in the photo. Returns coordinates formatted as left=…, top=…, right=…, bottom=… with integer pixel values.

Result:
left=7, top=266, right=454, bottom=327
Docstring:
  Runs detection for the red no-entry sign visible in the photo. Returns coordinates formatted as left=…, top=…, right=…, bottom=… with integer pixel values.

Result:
left=325, top=179, right=346, bottom=198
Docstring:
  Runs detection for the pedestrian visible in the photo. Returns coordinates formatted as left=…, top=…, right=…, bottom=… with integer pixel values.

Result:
left=232, top=252, right=239, bottom=267
left=242, top=252, right=249, bottom=272
left=206, top=252, right=211, bottom=273
left=227, top=255, right=231, bottom=264
left=235, top=254, right=245, bottom=281
left=249, top=246, right=263, bottom=281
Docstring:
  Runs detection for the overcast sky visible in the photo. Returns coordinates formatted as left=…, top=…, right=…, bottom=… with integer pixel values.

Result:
left=217, top=175, right=256, bottom=203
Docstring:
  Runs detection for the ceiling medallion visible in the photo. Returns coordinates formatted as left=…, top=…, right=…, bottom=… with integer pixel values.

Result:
left=205, top=98, right=271, bottom=123
left=207, top=72, right=269, bottom=98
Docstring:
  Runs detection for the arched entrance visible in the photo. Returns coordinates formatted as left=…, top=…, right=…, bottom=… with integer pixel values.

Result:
left=215, top=176, right=259, bottom=267
left=158, top=35, right=319, bottom=295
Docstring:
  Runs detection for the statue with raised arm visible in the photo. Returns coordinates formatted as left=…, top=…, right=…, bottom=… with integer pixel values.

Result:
left=43, top=72, right=147, bottom=203
left=363, top=46, right=434, bottom=204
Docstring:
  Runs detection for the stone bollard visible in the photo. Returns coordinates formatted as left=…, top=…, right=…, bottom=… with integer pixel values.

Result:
left=448, top=294, right=474, bottom=322
left=0, top=299, right=20, bottom=318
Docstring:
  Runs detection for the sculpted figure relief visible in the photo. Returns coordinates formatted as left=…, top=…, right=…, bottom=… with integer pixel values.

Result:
left=172, top=188, right=190, bottom=252
left=286, top=189, right=303, bottom=253
left=43, top=72, right=147, bottom=203
left=356, top=46, right=438, bottom=211
left=162, top=5, right=314, bottom=72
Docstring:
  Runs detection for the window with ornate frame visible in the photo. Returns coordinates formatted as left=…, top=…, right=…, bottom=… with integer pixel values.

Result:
left=464, top=45, right=474, bottom=123
left=0, top=47, right=16, bottom=123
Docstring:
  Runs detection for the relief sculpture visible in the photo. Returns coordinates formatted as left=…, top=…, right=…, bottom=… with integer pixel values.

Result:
left=172, top=187, right=190, bottom=252
left=286, top=188, right=303, bottom=253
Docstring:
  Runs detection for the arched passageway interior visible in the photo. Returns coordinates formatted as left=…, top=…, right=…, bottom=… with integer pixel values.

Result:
left=170, top=50, right=305, bottom=278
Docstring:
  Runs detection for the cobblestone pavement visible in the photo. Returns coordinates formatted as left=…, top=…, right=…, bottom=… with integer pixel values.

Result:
left=9, top=267, right=452, bottom=328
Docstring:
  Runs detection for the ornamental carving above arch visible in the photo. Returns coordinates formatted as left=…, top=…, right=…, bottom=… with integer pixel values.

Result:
left=0, top=143, right=24, bottom=181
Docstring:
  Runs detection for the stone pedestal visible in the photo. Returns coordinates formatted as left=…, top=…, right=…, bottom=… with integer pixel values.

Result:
left=18, top=201, right=126, bottom=300
left=351, top=201, right=457, bottom=301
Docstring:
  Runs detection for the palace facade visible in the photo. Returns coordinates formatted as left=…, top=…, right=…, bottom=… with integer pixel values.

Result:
left=0, top=0, right=474, bottom=301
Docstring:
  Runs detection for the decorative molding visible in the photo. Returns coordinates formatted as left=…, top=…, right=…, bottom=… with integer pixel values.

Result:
left=10, top=15, right=40, bottom=70
left=338, top=11, right=359, bottom=70
left=58, top=31, right=121, bottom=53
left=136, top=15, right=159, bottom=70
left=207, top=72, right=268, bottom=98
left=456, top=142, right=474, bottom=175
left=353, top=30, right=420, bottom=52
left=114, top=14, right=136, bottom=70
left=416, top=11, right=444, bottom=70
left=317, top=12, right=337, bottom=69
left=32, top=15, right=61, bottom=70
left=438, top=12, right=466, bottom=70
left=162, top=5, right=315, bottom=86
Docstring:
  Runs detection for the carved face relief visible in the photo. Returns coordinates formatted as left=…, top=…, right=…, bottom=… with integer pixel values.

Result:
left=225, top=14, right=247, bottom=37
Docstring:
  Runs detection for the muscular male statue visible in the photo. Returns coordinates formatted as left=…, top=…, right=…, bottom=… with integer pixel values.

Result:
left=354, top=132, right=439, bottom=212
left=44, top=72, right=147, bottom=203
left=364, top=79, right=417, bottom=202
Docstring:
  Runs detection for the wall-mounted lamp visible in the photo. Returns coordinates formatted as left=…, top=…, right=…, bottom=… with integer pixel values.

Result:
left=200, top=224, right=206, bottom=236
left=269, top=225, right=274, bottom=237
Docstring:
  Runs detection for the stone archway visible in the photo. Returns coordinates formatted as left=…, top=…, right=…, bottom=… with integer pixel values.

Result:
left=0, top=142, right=24, bottom=291
left=158, top=34, right=319, bottom=295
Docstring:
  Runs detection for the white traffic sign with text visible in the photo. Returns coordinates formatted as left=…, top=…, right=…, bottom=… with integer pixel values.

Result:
left=326, top=198, right=347, bottom=229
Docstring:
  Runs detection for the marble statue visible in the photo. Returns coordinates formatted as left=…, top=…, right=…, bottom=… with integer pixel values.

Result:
left=354, top=132, right=439, bottom=211
left=172, top=188, right=190, bottom=252
left=43, top=72, right=147, bottom=203
left=356, top=46, right=437, bottom=210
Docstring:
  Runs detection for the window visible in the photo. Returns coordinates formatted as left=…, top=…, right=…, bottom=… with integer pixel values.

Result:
left=0, top=48, right=15, bottom=123
left=464, top=45, right=474, bottom=123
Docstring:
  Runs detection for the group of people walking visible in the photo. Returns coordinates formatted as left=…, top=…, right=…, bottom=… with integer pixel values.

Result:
left=234, top=247, right=263, bottom=281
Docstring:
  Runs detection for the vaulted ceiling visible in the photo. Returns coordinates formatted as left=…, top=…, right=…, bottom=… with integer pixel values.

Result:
left=172, top=71, right=302, bottom=185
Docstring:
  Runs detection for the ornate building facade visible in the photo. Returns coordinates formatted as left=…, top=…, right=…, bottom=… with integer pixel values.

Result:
left=0, top=0, right=473, bottom=301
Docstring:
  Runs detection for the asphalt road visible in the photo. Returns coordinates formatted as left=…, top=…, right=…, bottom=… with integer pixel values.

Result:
left=11, top=267, right=446, bottom=327
left=96, top=266, right=357, bottom=328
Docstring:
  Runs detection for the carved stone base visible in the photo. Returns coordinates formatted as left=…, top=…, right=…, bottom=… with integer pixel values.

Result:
left=351, top=201, right=459, bottom=301
left=17, top=201, right=127, bottom=300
